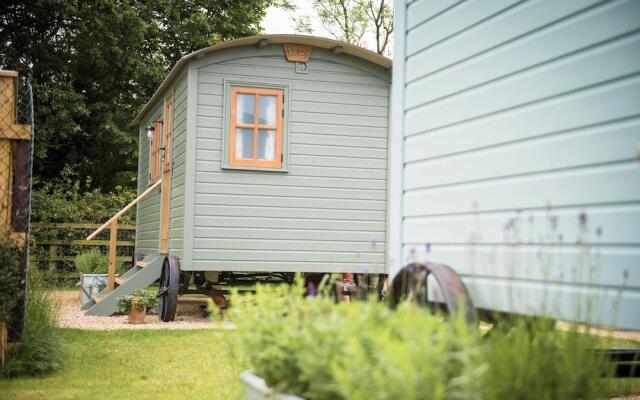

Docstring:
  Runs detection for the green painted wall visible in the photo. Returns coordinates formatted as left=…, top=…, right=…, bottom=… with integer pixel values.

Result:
left=135, top=103, right=162, bottom=255
left=135, top=73, right=188, bottom=257
left=169, top=73, right=188, bottom=258
left=188, top=45, right=391, bottom=273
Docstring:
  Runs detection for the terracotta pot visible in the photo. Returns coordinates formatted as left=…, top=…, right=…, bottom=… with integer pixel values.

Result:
left=128, top=297, right=147, bottom=324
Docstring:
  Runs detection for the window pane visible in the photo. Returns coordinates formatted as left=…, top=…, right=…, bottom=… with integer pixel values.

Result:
left=236, top=93, right=255, bottom=124
left=259, top=95, right=277, bottom=126
left=235, top=128, right=254, bottom=159
left=258, top=129, right=276, bottom=160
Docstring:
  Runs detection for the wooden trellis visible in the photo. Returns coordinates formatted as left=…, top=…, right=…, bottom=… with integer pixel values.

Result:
left=0, top=70, right=32, bottom=366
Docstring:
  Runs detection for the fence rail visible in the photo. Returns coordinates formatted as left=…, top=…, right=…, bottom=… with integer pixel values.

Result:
left=31, top=222, right=135, bottom=280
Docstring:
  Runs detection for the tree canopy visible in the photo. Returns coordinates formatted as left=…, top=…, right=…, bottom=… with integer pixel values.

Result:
left=0, top=0, right=280, bottom=191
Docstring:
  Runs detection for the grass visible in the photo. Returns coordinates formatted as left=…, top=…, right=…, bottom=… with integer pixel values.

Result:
left=0, top=324, right=636, bottom=400
left=0, top=328, right=245, bottom=400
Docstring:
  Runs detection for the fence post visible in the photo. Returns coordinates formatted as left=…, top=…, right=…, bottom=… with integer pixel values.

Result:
left=107, top=219, right=118, bottom=292
left=49, top=244, right=58, bottom=273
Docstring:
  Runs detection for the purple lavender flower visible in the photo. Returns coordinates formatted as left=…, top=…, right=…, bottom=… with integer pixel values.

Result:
left=407, top=264, right=414, bottom=273
left=425, top=242, right=431, bottom=253
left=579, top=211, right=587, bottom=226
left=307, top=282, right=317, bottom=297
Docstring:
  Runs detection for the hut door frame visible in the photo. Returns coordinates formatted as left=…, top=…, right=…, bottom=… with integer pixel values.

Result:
left=159, top=96, right=172, bottom=253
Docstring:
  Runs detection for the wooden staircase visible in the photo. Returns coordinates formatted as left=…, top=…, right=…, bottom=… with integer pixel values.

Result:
left=82, top=179, right=163, bottom=316
left=83, top=253, right=164, bottom=316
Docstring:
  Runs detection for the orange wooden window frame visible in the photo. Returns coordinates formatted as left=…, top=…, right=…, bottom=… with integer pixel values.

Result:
left=229, top=87, right=284, bottom=169
left=149, top=119, right=162, bottom=182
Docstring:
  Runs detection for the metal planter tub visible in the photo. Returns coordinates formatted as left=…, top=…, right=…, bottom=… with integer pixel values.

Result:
left=79, top=273, right=116, bottom=307
left=240, top=371, right=304, bottom=400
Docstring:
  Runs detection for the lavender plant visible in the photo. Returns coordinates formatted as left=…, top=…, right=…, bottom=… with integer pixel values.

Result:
left=225, top=280, right=609, bottom=400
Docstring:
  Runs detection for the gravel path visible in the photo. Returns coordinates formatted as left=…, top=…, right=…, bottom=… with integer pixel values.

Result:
left=55, top=290, right=232, bottom=330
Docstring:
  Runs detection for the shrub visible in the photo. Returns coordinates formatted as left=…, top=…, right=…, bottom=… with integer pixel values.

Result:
left=226, top=281, right=609, bottom=400
left=31, top=166, right=136, bottom=225
left=0, top=238, right=23, bottom=328
left=473, top=319, right=609, bottom=400
left=75, top=251, right=115, bottom=274
left=1, top=270, right=64, bottom=377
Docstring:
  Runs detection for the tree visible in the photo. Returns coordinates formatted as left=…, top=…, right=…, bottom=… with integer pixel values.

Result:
left=294, top=0, right=393, bottom=56
left=363, top=0, right=393, bottom=55
left=0, top=0, right=279, bottom=191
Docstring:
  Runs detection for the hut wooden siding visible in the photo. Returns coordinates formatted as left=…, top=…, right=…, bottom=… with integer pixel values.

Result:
left=134, top=39, right=391, bottom=274
left=390, top=0, right=640, bottom=329
left=135, top=73, right=188, bottom=257
left=189, top=47, right=389, bottom=272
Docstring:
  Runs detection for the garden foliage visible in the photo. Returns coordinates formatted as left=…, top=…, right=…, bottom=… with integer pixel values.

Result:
left=31, top=167, right=136, bottom=225
left=228, top=281, right=609, bottom=400
left=75, top=251, right=117, bottom=275
left=117, top=289, right=160, bottom=313
left=1, top=270, right=64, bottom=377
left=0, top=238, right=22, bottom=328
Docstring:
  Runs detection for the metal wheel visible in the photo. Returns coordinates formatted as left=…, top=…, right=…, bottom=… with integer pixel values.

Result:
left=158, top=255, right=180, bottom=322
left=390, top=262, right=477, bottom=325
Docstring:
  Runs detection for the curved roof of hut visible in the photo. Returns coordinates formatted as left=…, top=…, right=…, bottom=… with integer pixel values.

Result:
left=133, top=34, right=391, bottom=124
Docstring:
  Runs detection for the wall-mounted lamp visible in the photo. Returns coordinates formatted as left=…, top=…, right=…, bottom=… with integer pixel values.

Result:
left=145, top=124, right=155, bottom=140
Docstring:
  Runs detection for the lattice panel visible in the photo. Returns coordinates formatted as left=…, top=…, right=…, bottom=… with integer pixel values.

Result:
left=0, top=71, right=34, bottom=343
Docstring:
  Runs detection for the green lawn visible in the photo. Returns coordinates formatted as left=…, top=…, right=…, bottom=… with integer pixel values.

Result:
left=0, top=328, right=637, bottom=399
left=0, top=328, right=245, bottom=400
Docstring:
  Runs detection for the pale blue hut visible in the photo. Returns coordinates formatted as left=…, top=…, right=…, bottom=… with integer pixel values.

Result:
left=389, top=0, right=640, bottom=329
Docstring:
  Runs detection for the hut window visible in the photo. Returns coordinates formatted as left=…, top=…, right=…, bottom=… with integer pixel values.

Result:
left=149, top=119, right=162, bottom=182
left=229, top=86, right=284, bottom=169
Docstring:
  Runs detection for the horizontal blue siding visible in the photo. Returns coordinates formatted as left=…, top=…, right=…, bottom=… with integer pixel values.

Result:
left=394, top=0, right=640, bottom=329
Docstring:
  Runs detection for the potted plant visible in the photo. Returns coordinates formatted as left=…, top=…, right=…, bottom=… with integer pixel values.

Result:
left=117, top=289, right=159, bottom=324
left=75, top=251, right=120, bottom=307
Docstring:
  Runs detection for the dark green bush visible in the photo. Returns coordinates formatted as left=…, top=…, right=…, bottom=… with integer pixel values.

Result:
left=1, top=270, right=64, bottom=377
left=0, top=238, right=23, bottom=328
left=31, top=166, right=136, bottom=225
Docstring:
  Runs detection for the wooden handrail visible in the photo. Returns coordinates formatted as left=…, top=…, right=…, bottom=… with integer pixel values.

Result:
left=86, top=179, right=161, bottom=241
left=85, top=178, right=161, bottom=294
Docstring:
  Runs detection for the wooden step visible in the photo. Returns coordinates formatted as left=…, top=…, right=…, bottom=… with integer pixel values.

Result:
left=115, top=276, right=127, bottom=286
left=136, top=260, right=150, bottom=268
left=91, top=293, right=106, bottom=304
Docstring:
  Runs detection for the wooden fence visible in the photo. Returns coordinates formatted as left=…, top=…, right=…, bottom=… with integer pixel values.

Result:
left=31, top=222, right=135, bottom=280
